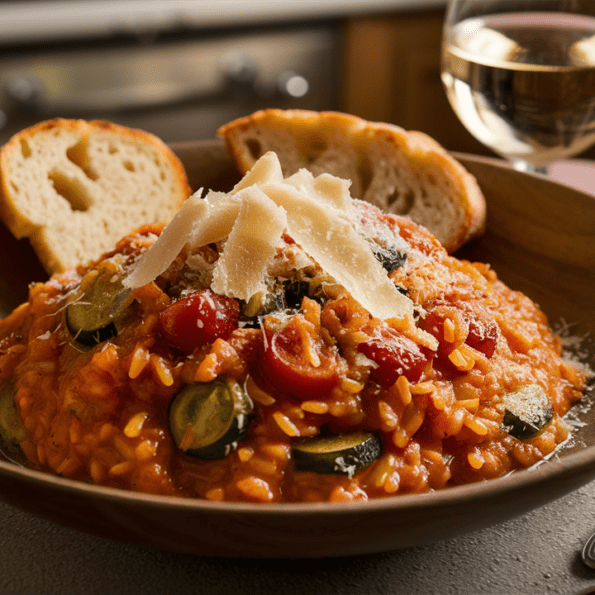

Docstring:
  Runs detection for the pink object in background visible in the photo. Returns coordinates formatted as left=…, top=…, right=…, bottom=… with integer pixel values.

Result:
left=549, top=160, right=595, bottom=196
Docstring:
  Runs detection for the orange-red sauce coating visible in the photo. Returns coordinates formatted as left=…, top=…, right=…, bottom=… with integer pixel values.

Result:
left=0, top=211, right=586, bottom=503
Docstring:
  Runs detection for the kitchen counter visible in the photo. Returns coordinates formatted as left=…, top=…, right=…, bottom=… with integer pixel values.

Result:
left=0, top=0, right=446, bottom=45
left=1, top=480, right=595, bottom=595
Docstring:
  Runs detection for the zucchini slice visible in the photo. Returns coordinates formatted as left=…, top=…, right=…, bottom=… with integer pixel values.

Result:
left=0, top=386, right=27, bottom=446
left=372, top=246, right=407, bottom=273
left=281, top=279, right=311, bottom=310
left=292, top=431, right=382, bottom=475
left=169, top=377, right=253, bottom=460
left=501, top=384, right=553, bottom=440
left=65, top=274, right=134, bottom=346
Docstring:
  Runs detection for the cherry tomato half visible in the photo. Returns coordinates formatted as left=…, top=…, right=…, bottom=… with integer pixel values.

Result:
left=261, top=318, right=339, bottom=400
left=420, top=307, right=498, bottom=360
left=159, top=290, right=240, bottom=354
left=357, top=328, right=433, bottom=388
left=465, top=315, right=498, bottom=359
left=418, top=306, right=498, bottom=377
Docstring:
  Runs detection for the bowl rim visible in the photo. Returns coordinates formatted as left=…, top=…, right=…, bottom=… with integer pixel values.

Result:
left=1, top=437, right=594, bottom=515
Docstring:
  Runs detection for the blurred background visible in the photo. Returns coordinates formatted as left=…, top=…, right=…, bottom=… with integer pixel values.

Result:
left=2, top=0, right=593, bottom=163
left=0, top=0, right=487, bottom=154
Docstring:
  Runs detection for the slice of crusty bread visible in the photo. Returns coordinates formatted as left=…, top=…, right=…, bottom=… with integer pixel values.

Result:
left=218, top=109, right=486, bottom=253
left=0, top=118, right=192, bottom=274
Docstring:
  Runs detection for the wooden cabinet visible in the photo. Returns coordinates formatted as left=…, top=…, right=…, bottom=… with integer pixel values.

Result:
left=339, top=9, right=490, bottom=156
left=339, top=9, right=595, bottom=160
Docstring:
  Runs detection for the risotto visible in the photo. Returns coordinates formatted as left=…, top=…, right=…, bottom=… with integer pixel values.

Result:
left=0, top=153, right=586, bottom=503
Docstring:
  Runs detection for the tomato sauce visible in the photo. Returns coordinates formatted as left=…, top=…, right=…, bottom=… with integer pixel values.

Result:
left=0, top=210, right=586, bottom=503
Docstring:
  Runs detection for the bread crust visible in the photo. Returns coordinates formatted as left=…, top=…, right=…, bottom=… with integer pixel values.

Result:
left=218, top=109, right=486, bottom=253
left=0, top=118, right=192, bottom=274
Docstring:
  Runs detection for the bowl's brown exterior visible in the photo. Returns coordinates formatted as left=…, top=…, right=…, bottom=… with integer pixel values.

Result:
left=0, top=141, right=593, bottom=558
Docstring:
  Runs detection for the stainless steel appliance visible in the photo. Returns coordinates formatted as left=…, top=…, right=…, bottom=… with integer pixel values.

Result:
left=0, top=20, right=339, bottom=143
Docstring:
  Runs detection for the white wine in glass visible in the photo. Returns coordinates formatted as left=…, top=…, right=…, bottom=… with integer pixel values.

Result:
left=441, top=0, right=595, bottom=174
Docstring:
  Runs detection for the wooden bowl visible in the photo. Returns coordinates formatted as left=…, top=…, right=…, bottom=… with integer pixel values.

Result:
left=0, top=141, right=593, bottom=558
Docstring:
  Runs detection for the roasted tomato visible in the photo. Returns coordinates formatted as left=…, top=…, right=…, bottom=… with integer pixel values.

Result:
left=358, top=327, right=433, bottom=388
left=420, top=306, right=498, bottom=360
left=465, top=314, right=498, bottom=359
left=159, top=289, right=240, bottom=353
left=260, top=316, right=339, bottom=400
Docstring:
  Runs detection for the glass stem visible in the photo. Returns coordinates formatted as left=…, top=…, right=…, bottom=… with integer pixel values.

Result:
left=513, top=159, right=549, bottom=176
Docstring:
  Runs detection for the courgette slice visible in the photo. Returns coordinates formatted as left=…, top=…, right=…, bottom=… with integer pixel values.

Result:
left=292, top=431, right=382, bottom=475
left=169, top=377, right=253, bottom=460
left=65, top=274, right=134, bottom=346
left=240, top=279, right=317, bottom=328
left=0, top=386, right=27, bottom=446
left=501, top=384, right=553, bottom=440
left=373, top=246, right=407, bottom=273
left=281, top=279, right=311, bottom=310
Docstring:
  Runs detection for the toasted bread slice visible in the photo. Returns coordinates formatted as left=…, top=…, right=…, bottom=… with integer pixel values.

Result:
left=0, top=118, right=192, bottom=274
left=218, top=109, right=486, bottom=253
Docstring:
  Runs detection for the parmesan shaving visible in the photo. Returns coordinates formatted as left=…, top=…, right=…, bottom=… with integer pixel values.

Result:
left=123, top=193, right=208, bottom=289
left=124, top=192, right=240, bottom=290
left=230, top=150, right=283, bottom=194
left=261, top=181, right=413, bottom=321
left=211, top=186, right=287, bottom=300
left=189, top=192, right=240, bottom=246
left=123, top=150, right=415, bottom=323
left=285, top=169, right=353, bottom=215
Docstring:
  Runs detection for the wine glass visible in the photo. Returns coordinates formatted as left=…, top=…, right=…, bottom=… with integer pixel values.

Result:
left=441, top=0, right=595, bottom=175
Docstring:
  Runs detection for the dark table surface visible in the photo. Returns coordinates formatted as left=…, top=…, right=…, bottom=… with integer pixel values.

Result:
left=2, top=478, right=595, bottom=595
